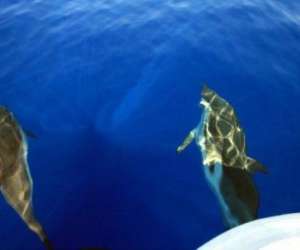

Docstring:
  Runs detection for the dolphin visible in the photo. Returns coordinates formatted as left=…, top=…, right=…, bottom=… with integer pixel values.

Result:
left=0, top=107, right=52, bottom=249
left=177, top=85, right=267, bottom=228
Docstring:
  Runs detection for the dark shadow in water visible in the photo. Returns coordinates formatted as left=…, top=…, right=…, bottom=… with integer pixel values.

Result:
left=34, top=127, right=223, bottom=250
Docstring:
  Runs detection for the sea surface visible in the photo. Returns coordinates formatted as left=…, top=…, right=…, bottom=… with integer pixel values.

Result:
left=0, top=1, right=300, bottom=249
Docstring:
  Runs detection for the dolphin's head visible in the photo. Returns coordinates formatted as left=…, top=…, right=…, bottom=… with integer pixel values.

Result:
left=201, top=84, right=216, bottom=101
left=199, top=84, right=216, bottom=108
left=0, top=106, right=10, bottom=116
left=0, top=106, right=11, bottom=123
left=200, top=85, right=228, bottom=113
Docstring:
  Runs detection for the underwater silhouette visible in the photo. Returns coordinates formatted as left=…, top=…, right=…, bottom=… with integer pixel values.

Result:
left=0, top=107, right=52, bottom=249
left=177, top=85, right=267, bottom=228
left=80, top=248, right=110, bottom=250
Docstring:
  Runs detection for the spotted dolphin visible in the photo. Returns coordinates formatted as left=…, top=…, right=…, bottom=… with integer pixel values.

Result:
left=0, top=107, right=52, bottom=249
left=177, top=85, right=267, bottom=228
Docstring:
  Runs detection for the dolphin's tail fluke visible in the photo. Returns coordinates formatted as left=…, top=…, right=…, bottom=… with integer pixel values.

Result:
left=246, top=157, right=267, bottom=174
left=43, top=238, right=54, bottom=250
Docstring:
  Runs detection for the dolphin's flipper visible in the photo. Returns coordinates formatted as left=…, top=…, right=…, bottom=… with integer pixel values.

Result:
left=176, top=129, right=196, bottom=154
left=246, top=157, right=267, bottom=174
left=0, top=158, right=51, bottom=249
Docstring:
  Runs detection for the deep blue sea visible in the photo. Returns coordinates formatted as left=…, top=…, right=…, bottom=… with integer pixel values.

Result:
left=0, top=1, right=300, bottom=250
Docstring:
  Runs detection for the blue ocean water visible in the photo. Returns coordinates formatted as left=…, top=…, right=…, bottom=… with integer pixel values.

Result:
left=0, top=1, right=300, bottom=249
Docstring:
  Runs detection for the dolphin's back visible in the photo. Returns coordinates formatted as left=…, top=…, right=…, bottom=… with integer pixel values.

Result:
left=0, top=108, right=23, bottom=180
left=200, top=87, right=267, bottom=173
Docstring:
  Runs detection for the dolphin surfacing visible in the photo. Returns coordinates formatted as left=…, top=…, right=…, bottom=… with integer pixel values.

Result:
left=177, top=85, right=267, bottom=228
left=0, top=107, right=52, bottom=249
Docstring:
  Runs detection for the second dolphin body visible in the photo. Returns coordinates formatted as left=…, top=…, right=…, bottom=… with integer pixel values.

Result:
left=177, top=85, right=267, bottom=228
left=0, top=107, right=52, bottom=249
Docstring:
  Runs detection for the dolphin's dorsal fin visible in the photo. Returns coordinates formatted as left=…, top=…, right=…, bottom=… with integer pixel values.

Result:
left=246, top=157, right=268, bottom=174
